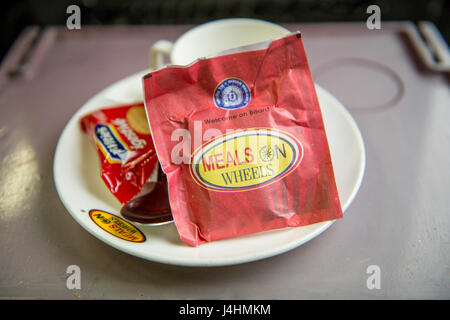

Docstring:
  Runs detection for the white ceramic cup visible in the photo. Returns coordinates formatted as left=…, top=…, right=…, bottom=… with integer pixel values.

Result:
left=150, top=18, right=291, bottom=69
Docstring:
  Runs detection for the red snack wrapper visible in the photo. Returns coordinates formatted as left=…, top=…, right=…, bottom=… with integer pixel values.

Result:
left=143, top=33, right=343, bottom=246
left=80, top=103, right=159, bottom=204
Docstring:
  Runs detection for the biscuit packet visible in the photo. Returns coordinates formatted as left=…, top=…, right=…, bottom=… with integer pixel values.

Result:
left=80, top=103, right=159, bottom=205
left=143, top=33, right=343, bottom=246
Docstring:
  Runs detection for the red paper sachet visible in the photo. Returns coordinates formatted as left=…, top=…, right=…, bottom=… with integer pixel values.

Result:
left=143, top=33, right=343, bottom=246
left=80, top=103, right=160, bottom=205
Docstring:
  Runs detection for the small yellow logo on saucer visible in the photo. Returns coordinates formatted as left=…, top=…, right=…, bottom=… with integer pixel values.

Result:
left=89, top=210, right=146, bottom=243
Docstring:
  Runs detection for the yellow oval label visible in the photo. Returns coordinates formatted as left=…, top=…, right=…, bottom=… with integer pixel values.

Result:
left=190, top=128, right=303, bottom=192
left=89, top=210, right=146, bottom=243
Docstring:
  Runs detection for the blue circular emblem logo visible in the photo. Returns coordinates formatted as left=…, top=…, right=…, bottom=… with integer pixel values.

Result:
left=214, top=78, right=251, bottom=110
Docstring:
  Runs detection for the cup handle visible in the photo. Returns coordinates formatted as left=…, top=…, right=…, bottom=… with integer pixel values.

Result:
left=150, top=40, right=174, bottom=70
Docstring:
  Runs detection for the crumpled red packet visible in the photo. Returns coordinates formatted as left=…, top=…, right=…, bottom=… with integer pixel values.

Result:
left=80, top=103, right=159, bottom=204
left=143, top=32, right=343, bottom=246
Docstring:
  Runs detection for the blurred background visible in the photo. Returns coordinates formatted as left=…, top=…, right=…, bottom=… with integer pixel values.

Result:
left=1, top=0, right=449, bottom=62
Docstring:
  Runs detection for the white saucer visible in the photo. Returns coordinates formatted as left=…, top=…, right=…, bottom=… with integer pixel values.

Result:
left=53, top=69, right=365, bottom=267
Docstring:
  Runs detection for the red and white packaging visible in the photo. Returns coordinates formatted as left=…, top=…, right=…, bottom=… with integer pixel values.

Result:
left=143, top=33, right=343, bottom=246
